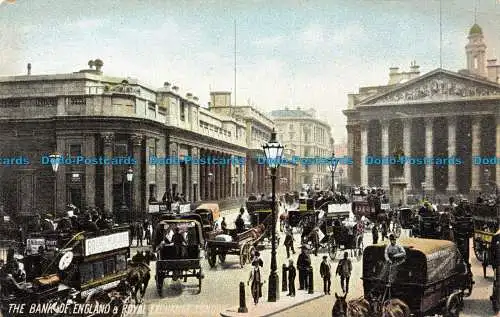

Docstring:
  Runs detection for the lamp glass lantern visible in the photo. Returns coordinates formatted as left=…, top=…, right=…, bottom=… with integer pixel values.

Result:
left=49, top=153, right=62, bottom=172
left=263, top=130, right=284, bottom=168
left=126, top=168, right=134, bottom=182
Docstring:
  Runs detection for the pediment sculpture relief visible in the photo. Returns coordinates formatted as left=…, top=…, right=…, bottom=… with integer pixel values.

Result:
left=369, top=75, right=500, bottom=104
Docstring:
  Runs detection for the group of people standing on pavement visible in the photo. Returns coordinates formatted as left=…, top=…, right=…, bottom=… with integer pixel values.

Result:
left=282, top=229, right=353, bottom=297
left=130, top=219, right=153, bottom=247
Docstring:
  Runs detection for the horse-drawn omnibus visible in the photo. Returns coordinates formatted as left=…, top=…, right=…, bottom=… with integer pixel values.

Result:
left=471, top=202, right=498, bottom=263
left=362, top=237, right=473, bottom=317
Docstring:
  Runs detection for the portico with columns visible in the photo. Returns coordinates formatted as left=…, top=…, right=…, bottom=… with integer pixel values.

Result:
left=344, top=23, right=500, bottom=200
left=344, top=68, right=500, bottom=199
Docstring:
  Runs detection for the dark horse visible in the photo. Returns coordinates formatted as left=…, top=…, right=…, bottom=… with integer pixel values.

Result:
left=332, top=293, right=410, bottom=317
left=127, top=261, right=151, bottom=304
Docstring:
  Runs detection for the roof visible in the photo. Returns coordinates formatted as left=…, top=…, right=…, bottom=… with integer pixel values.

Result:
left=195, top=203, right=219, bottom=211
left=269, top=109, right=313, bottom=118
left=374, top=237, right=455, bottom=255
left=469, top=23, right=483, bottom=36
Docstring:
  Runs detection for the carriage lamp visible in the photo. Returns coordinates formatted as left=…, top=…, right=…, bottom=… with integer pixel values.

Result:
left=262, top=128, right=284, bottom=302
left=126, top=167, right=134, bottom=182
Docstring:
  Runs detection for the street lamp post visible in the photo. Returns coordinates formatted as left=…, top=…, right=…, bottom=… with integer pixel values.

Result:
left=262, top=128, right=284, bottom=302
left=327, top=151, right=338, bottom=191
left=119, top=168, right=133, bottom=223
left=49, top=153, right=62, bottom=213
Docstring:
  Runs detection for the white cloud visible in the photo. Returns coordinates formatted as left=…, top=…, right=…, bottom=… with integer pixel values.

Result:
left=299, top=24, right=325, bottom=46
left=252, top=35, right=285, bottom=48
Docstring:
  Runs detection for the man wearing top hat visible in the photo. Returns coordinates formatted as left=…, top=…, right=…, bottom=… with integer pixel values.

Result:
left=297, top=245, right=311, bottom=290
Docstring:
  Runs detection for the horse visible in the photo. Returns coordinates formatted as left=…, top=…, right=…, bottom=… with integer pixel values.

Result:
left=127, top=261, right=151, bottom=304
left=333, top=292, right=411, bottom=317
left=332, top=293, right=370, bottom=317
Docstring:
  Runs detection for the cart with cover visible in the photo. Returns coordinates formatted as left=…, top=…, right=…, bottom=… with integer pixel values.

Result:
left=362, top=237, right=474, bottom=317
left=153, top=217, right=204, bottom=296
left=193, top=203, right=222, bottom=240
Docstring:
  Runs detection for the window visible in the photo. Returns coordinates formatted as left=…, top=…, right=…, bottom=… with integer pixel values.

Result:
left=104, top=258, right=115, bottom=275
left=80, top=263, right=93, bottom=283
left=148, top=102, right=156, bottom=111
left=70, top=97, right=86, bottom=105
left=180, top=101, right=185, bottom=121
left=474, top=57, right=478, bottom=69
left=115, top=254, right=127, bottom=272
left=69, top=144, right=82, bottom=157
left=92, top=262, right=104, bottom=279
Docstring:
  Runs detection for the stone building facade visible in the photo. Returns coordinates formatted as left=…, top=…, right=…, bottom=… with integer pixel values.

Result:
left=0, top=62, right=246, bottom=219
left=208, top=92, right=294, bottom=195
left=343, top=24, right=500, bottom=198
left=270, top=107, right=333, bottom=191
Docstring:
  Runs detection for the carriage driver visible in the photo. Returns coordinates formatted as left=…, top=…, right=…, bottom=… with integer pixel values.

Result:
left=385, top=234, right=406, bottom=265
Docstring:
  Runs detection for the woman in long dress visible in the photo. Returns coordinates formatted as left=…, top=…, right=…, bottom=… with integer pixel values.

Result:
left=247, top=260, right=262, bottom=304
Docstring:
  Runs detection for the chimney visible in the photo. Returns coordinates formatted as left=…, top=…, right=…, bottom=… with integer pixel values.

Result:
left=27, top=63, right=31, bottom=76
left=487, top=59, right=500, bottom=83
left=193, top=96, right=199, bottom=102
left=172, top=86, right=179, bottom=92
left=208, top=101, right=212, bottom=109
left=388, top=67, right=401, bottom=85
left=163, top=82, right=171, bottom=88
left=186, top=93, right=193, bottom=100
left=410, top=60, right=420, bottom=73
left=296, top=106, right=301, bottom=111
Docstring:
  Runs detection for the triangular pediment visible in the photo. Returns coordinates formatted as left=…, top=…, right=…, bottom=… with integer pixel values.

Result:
left=359, top=69, right=500, bottom=105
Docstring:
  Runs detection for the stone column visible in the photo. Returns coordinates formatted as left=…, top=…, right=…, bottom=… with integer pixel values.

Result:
left=200, top=149, right=205, bottom=200
left=381, top=119, right=390, bottom=191
left=222, top=154, right=226, bottom=200
left=424, top=118, right=435, bottom=193
left=191, top=147, right=198, bottom=202
left=210, top=151, right=215, bottom=200
left=55, top=136, right=67, bottom=213
left=131, top=134, right=143, bottom=215
left=169, top=142, right=178, bottom=196
left=346, top=125, right=355, bottom=185
left=85, top=134, right=96, bottom=208
left=156, top=137, right=167, bottom=202
left=496, top=116, right=500, bottom=189
left=360, top=121, right=369, bottom=187
left=101, top=132, right=114, bottom=214
left=446, top=117, right=458, bottom=194
left=471, top=116, right=481, bottom=192
left=402, top=118, right=412, bottom=192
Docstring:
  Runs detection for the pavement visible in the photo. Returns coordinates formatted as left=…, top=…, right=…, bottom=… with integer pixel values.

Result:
left=220, top=292, right=324, bottom=317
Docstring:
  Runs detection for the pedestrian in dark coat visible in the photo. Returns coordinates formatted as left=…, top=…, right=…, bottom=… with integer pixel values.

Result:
left=221, top=217, right=227, bottom=234
left=297, top=245, right=311, bottom=290
left=248, top=260, right=263, bottom=304
left=336, top=252, right=352, bottom=293
left=287, top=259, right=296, bottom=296
left=381, top=222, right=388, bottom=241
left=284, top=230, right=295, bottom=258
left=136, top=222, right=144, bottom=247
left=372, top=224, right=379, bottom=244
left=320, top=255, right=331, bottom=295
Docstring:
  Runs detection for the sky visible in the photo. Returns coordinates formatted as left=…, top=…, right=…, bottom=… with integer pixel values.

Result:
left=1, top=0, right=500, bottom=143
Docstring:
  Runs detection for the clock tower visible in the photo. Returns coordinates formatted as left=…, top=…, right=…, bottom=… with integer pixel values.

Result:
left=466, top=23, right=487, bottom=77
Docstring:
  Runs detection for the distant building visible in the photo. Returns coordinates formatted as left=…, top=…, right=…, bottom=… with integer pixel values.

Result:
left=343, top=24, right=500, bottom=198
left=209, top=92, right=294, bottom=194
left=270, top=107, right=333, bottom=191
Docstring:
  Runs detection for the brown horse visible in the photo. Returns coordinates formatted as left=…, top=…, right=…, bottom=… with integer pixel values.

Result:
left=332, top=293, right=411, bottom=317
left=127, top=261, right=151, bottom=304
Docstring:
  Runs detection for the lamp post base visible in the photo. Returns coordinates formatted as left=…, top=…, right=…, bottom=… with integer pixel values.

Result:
left=267, top=271, right=280, bottom=302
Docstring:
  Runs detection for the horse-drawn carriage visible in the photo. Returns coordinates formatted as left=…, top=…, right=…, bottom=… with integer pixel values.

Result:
left=362, top=237, right=474, bottom=317
left=471, top=202, right=498, bottom=263
left=193, top=203, right=222, bottom=240
left=1, top=226, right=146, bottom=317
left=153, top=216, right=204, bottom=296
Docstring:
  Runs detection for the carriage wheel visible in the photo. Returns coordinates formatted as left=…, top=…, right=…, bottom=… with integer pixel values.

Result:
left=473, top=240, right=486, bottom=262
left=463, top=266, right=474, bottom=297
left=218, top=253, right=227, bottom=264
left=239, top=244, right=248, bottom=268
left=207, top=248, right=217, bottom=268
left=445, top=292, right=463, bottom=317
left=197, top=269, right=203, bottom=294
left=247, top=246, right=256, bottom=265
